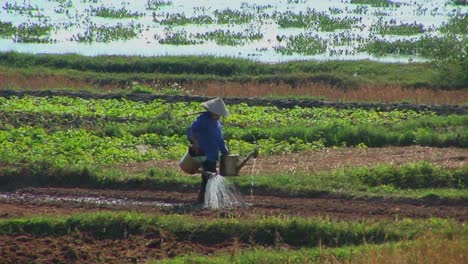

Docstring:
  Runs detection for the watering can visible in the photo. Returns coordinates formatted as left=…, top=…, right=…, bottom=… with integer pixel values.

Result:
left=220, top=147, right=259, bottom=176
left=179, top=150, right=206, bottom=174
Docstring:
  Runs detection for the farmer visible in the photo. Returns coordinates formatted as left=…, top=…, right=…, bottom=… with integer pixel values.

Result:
left=187, top=97, right=230, bottom=203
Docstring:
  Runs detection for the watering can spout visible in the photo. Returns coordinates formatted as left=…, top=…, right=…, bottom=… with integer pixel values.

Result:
left=220, top=147, right=259, bottom=176
left=237, top=147, right=259, bottom=172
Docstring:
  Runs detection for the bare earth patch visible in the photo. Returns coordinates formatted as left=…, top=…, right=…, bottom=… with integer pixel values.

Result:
left=116, top=146, right=467, bottom=175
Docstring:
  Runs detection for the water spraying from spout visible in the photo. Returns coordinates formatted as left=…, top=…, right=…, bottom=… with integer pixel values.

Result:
left=204, top=173, right=241, bottom=209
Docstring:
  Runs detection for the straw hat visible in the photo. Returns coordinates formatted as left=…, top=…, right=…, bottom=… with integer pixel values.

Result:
left=201, top=97, right=230, bottom=117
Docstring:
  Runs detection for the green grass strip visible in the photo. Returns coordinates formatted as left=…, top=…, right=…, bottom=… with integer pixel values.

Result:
left=0, top=52, right=458, bottom=89
left=1, top=162, right=466, bottom=202
left=0, top=212, right=463, bottom=247
left=153, top=231, right=467, bottom=264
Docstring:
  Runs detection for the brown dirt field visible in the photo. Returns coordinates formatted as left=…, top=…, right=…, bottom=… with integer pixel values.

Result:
left=0, top=232, right=248, bottom=264
left=194, top=82, right=468, bottom=105
left=2, top=73, right=467, bottom=104
left=116, top=146, right=468, bottom=175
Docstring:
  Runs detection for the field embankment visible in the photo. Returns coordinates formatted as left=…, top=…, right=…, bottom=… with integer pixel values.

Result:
left=1, top=52, right=467, bottom=104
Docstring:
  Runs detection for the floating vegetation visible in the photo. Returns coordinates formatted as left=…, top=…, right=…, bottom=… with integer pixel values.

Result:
left=287, top=0, right=308, bottom=4
left=374, top=21, right=425, bottom=35
left=158, top=30, right=203, bottom=45
left=318, top=15, right=357, bottom=31
left=2, top=1, right=40, bottom=13
left=146, top=0, right=172, bottom=10
left=0, top=21, right=53, bottom=43
left=156, top=13, right=213, bottom=26
left=91, top=6, right=144, bottom=18
left=360, top=35, right=466, bottom=59
left=350, top=0, right=399, bottom=7
left=440, top=13, right=468, bottom=34
left=52, top=0, right=74, bottom=14
left=240, top=2, right=273, bottom=13
left=74, top=22, right=142, bottom=42
left=329, top=7, right=344, bottom=15
left=275, top=33, right=327, bottom=55
left=275, top=10, right=356, bottom=31
left=0, top=21, right=15, bottom=37
left=14, top=23, right=53, bottom=43
left=214, top=9, right=255, bottom=24
left=352, top=4, right=369, bottom=15
left=196, top=29, right=263, bottom=46
left=451, top=0, right=468, bottom=6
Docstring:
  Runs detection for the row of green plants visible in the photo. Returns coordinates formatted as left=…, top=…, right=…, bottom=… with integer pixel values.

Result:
left=0, top=212, right=462, bottom=247
left=1, top=122, right=465, bottom=166
left=0, top=96, right=465, bottom=166
left=1, top=160, right=465, bottom=201
left=0, top=96, right=433, bottom=127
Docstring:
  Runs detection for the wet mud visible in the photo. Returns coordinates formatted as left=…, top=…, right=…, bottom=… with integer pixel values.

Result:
left=1, top=187, right=466, bottom=221
left=1, top=187, right=467, bottom=263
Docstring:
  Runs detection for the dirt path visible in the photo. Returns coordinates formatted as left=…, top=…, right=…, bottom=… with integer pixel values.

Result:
left=117, top=146, right=468, bottom=175
left=0, top=231, right=246, bottom=264
left=1, top=188, right=466, bottom=221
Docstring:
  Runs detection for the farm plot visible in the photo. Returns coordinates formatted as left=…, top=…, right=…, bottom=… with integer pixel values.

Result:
left=0, top=94, right=467, bottom=263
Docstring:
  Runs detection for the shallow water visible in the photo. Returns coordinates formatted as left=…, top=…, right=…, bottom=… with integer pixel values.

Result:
left=0, top=0, right=466, bottom=62
left=0, top=192, right=179, bottom=207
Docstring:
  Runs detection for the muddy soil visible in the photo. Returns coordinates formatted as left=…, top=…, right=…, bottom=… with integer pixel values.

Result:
left=1, top=187, right=466, bottom=221
left=0, top=187, right=466, bottom=263
left=0, top=183, right=466, bottom=264
left=0, top=231, right=249, bottom=264
left=117, top=146, right=468, bottom=175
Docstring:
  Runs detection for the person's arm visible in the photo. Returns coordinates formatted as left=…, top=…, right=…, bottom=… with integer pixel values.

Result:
left=217, top=122, right=228, bottom=155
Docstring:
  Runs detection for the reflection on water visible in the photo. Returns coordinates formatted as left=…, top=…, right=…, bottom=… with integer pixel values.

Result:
left=0, top=0, right=465, bottom=62
left=0, top=192, right=179, bottom=207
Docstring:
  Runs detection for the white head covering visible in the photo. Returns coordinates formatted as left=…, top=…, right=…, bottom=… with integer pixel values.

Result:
left=201, top=97, right=230, bottom=117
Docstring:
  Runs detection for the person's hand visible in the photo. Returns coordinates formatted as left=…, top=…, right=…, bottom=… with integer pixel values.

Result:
left=192, top=143, right=202, bottom=154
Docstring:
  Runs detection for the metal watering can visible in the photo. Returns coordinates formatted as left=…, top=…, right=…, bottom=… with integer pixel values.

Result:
left=220, top=147, right=259, bottom=176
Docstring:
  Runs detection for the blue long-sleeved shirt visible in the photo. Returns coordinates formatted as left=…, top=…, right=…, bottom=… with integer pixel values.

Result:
left=187, top=112, right=228, bottom=161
